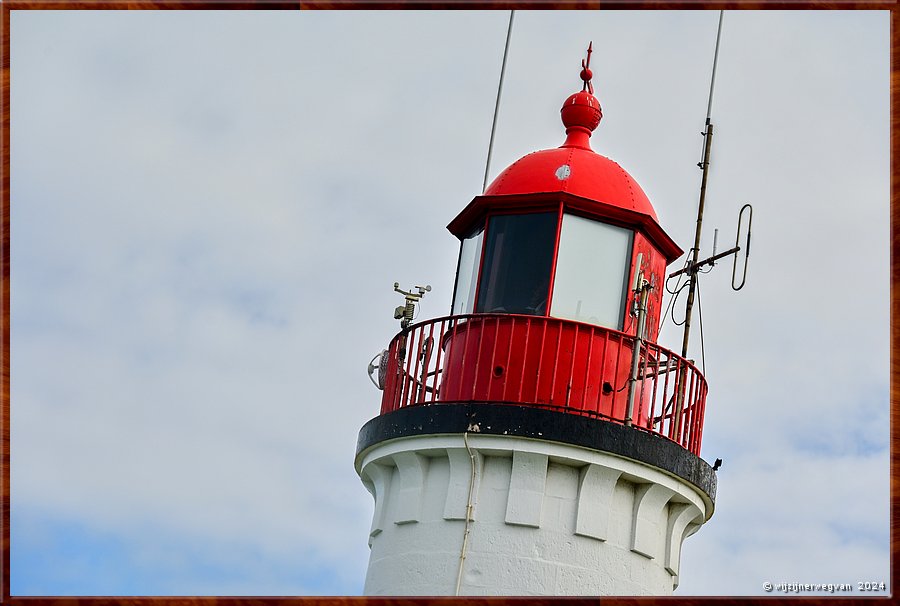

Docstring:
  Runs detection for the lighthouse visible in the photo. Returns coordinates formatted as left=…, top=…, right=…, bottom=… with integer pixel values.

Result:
left=356, top=49, right=717, bottom=596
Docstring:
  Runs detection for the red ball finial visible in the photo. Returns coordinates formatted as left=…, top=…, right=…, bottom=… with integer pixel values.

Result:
left=580, top=66, right=593, bottom=85
left=560, top=42, right=602, bottom=149
left=580, top=41, right=594, bottom=94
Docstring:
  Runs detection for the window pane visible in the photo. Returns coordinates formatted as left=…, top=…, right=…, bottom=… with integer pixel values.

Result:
left=451, top=225, right=485, bottom=315
left=476, top=213, right=557, bottom=315
left=550, top=214, right=632, bottom=329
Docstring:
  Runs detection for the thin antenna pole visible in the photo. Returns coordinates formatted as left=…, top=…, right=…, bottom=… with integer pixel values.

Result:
left=680, top=10, right=724, bottom=362
left=705, top=11, right=724, bottom=124
left=675, top=11, right=723, bottom=436
left=483, top=10, right=515, bottom=193
left=680, top=124, right=714, bottom=361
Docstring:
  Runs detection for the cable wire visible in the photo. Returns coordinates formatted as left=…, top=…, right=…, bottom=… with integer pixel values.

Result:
left=670, top=282, right=690, bottom=327
left=697, top=274, right=707, bottom=376
left=483, top=11, right=515, bottom=193
left=660, top=254, right=692, bottom=333
left=665, top=253, right=693, bottom=295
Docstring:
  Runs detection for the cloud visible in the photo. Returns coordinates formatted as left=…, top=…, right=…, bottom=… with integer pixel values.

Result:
left=11, top=9, right=889, bottom=596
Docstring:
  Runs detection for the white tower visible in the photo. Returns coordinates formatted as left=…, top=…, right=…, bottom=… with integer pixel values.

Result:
left=357, top=50, right=716, bottom=596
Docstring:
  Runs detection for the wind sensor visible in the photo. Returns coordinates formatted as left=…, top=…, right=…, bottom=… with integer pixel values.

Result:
left=393, top=282, right=431, bottom=330
left=367, top=282, right=431, bottom=390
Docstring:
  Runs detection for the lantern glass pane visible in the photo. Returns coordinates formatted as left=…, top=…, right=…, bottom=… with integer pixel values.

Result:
left=451, top=225, right=485, bottom=315
left=551, top=214, right=632, bottom=329
left=476, top=212, right=557, bottom=315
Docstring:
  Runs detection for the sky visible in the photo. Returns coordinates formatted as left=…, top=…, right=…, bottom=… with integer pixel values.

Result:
left=9, top=9, right=889, bottom=597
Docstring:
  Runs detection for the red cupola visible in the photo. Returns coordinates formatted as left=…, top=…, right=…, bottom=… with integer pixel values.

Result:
left=446, top=46, right=682, bottom=343
left=374, top=46, right=708, bottom=457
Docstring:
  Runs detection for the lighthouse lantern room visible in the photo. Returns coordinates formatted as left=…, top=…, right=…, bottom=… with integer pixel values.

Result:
left=356, top=47, right=717, bottom=596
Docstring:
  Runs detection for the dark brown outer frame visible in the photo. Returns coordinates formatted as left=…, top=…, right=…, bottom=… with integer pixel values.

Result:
left=1, top=1, right=897, bottom=604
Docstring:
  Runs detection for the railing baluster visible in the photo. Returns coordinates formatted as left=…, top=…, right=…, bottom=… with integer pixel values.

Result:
left=683, top=371, right=690, bottom=443
left=611, top=333, right=623, bottom=420
left=584, top=326, right=594, bottom=414
left=536, top=320, right=548, bottom=403
left=379, top=340, right=390, bottom=414
left=392, top=338, right=402, bottom=410
left=682, top=371, right=691, bottom=449
left=687, top=385, right=700, bottom=452
left=549, top=320, right=562, bottom=405
left=647, top=345, right=660, bottom=430
left=489, top=316, right=501, bottom=401
left=410, top=325, right=423, bottom=404
left=400, top=329, right=416, bottom=408
left=675, top=358, right=685, bottom=440
left=502, top=316, right=515, bottom=402
left=666, top=358, right=679, bottom=440
left=441, top=317, right=457, bottom=403
left=385, top=338, right=398, bottom=413
left=597, top=330, right=609, bottom=413
left=637, top=339, right=650, bottom=427
left=459, top=315, right=473, bottom=402
left=421, top=321, right=437, bottom=402
left=692, top=371, right=700, bottom=449
left=471, top=316, right=486, bottom=401
left=659, top=350, right=671, bottom=431
left=517, top=317, right=530, bottom=402
left=682, top=369, right=695, bottom=447
left=696, top=384, right=707, bottom=454
left=690, top=381, right=703, bottom=452
left=429, top=319, right=445, bottom=402
left=566, top=324, right=579, bottom=409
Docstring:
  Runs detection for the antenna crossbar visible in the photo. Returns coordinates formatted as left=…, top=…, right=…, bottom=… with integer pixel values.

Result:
left=668, top=246, right=740, bottom=279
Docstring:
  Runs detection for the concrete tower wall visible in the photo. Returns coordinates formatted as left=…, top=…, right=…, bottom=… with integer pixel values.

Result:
left=358, top=434, right=710, bottom=596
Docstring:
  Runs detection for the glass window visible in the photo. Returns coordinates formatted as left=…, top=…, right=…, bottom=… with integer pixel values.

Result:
left=451, top=224, right=485, bottom=315
left=550, top=214, right=632, bottom=329
left=476, top=212, right=557, bottom=315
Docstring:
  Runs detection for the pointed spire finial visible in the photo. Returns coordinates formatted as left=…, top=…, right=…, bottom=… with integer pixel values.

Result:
left=560, top=43, right=602, bottom=150
left=580, top=41, right=594, bottom=94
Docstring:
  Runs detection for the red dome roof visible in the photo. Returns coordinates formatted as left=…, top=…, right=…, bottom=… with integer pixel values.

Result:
left=483, top=52, right=658, bottom=221
left=483, top=146, right=659, bottom=222
left=448, top=45, right=682, bottom=263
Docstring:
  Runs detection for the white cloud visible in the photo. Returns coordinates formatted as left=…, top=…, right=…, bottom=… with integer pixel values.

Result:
left=11, top=9, right=889, bottom=596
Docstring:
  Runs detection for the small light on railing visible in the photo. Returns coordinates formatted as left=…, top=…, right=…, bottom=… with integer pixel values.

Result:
left=367, top=350, right=389, bottom=390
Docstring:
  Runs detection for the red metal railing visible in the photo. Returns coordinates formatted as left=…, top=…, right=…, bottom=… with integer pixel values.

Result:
left=379, top=314, right=707, bottom=456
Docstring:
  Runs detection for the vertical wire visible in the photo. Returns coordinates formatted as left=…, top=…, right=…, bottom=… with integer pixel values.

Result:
left=697, top=275, right=707, bottom=376
left=660, top=256, right=691, bottom=334
left=455, top=431, right=477, bottom=595
left=482, top=10, right=515, bottom=193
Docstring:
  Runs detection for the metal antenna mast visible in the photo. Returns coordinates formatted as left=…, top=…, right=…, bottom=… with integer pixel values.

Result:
left=680, top=10, right=724, bottom=362
left=665, top=11, right=725, bottom=437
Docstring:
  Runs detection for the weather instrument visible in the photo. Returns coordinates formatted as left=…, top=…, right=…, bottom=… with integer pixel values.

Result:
left=367, top=282, right=431, bottom=390
left=392, top=282, right=431, bottom=330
